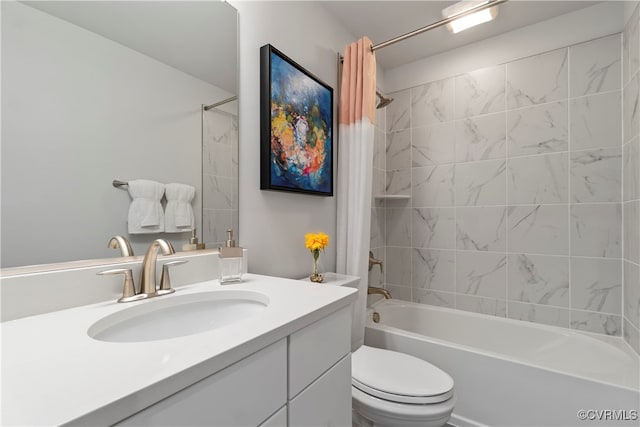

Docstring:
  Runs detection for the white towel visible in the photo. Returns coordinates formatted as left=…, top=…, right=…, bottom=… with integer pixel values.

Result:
left=127, top=179, right=165, bottom=234
left=164, top=183, right=195, bottom=233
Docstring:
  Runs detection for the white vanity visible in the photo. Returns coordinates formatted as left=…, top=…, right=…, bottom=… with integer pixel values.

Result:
left=1, top=251, right=357, bottom=426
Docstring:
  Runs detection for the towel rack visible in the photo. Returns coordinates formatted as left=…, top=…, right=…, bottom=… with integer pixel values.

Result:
left=113, top=180, right=128, bottom=188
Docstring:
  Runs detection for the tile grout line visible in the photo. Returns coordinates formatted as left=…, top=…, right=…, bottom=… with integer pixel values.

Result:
left=505, top=62, right=510, bottom=320
left=409, top=88, right=414, bottom=304
left=382, top=162, right=387, bottom=290
left=384, top=112, right=388, bottom=296
left=407, top=143, right=622, bottom=168
left=453, top=77, right=458, bottom=311
left=567, top=45, right=573, bottom=330
left=387, top=245, right=628, bottom=261
left=632, top=3, right=640, bottom=351
left=621, top=30, right=626, bottom=340
left=408, top=202, right=622, bottom=209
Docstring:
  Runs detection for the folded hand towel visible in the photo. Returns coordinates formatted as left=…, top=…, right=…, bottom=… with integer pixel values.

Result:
left=164, top=183, right=195, bottom=233
left=127, top=179, right=165, bottom=234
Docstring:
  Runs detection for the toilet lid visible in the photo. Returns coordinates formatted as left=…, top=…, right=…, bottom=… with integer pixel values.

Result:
left=352, top=346, right=454, bottom=404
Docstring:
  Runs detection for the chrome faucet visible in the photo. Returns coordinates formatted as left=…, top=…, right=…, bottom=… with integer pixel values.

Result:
left=139, top=239, right=175, bottom=297
left=107, top=235, right=134, bottom=257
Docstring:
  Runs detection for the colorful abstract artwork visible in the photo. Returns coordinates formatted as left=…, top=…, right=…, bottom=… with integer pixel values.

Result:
left=260, top=44, right=333, bottom=196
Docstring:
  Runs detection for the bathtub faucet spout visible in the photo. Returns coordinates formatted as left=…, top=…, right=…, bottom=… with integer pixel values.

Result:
left=368, top=287, right=392, bottom=299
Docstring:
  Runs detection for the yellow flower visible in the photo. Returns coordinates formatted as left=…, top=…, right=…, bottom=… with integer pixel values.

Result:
left=305, top=232, right=329, bottom=252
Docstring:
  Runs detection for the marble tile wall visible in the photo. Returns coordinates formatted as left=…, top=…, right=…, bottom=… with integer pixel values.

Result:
left=202, top=109, right=239, bottom=248
left=370, top=105, right=388, bottom=290
left=377, top=33, right=629, bottom=339
left=624, top=4, right=640, bottom=355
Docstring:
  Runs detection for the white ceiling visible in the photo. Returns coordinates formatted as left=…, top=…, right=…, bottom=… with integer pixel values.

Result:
left=22, top=1, right=238, bottom=93
left=322, top=0, right=602, bottom=70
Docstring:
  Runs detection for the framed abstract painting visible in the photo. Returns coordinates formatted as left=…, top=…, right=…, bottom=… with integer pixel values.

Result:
left=260, top=44, right=333, bottom=196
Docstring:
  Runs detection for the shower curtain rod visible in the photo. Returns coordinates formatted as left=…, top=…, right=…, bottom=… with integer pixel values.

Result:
left=203, top=95, right=238, bottom=111
left=370, top=0, right=509, bottom=52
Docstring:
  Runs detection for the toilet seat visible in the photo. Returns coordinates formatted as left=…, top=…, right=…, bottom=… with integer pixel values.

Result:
left=352, top=385, right=457, bottom=427
left=352, top=346, right=454, bottom=405
left=352, top=378, right=453, bottom=404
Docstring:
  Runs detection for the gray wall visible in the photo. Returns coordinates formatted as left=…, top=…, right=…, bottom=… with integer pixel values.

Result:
left=232, top=1, right=356, bottom=278
left=623, top=2, right=640, bottom=355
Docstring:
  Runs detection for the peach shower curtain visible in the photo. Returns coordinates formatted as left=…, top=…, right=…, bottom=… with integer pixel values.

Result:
left=336, top=37, right=376, bottom=350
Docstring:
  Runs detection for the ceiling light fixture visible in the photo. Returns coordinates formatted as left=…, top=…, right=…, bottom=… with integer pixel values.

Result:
left=442, top=1, right=500, bottom=34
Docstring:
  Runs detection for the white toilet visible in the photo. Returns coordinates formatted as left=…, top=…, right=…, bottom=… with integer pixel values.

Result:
left=305, top=274, right=456, bottom=427
left=351, top=345, right=455, bottom=427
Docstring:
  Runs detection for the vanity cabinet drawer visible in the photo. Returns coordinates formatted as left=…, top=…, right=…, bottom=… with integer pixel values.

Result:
left=115, top=339, right=287, bottom=427
left=289, top=354, right=351, bottom=427
left=288, top=306, right=350, bottom=398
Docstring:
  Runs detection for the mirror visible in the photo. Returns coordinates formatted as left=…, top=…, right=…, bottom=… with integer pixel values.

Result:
left=1, top=1, right=238, bottom=268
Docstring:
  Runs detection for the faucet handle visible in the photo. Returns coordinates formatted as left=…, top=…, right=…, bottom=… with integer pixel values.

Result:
left=107, top=236, right=134, bottom=257
left=157, top=260, right=188, bottom=296
left=369, top=251, right=384, bottom=273
left=98, top=268, right=145, bottom=303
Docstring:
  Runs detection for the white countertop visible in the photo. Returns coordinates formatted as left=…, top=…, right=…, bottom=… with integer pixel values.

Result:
left=1, top=274, right=357, bottom=426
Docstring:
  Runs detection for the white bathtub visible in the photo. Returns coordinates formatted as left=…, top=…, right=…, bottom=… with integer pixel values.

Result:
left=364, top=299, right=640, bottom=427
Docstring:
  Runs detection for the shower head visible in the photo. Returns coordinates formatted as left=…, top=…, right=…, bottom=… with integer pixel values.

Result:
left=376, top=91, right=394, bottom=109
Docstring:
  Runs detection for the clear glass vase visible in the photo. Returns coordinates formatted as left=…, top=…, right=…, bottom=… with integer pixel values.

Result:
left=310, top=255, right=324, bottom=283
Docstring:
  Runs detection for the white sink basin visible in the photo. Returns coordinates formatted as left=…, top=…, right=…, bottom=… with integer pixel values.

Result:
left=88, top=290, right=269, bottom=343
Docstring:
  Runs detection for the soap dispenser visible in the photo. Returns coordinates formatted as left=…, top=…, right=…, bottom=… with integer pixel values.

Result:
left=218, top=229, right=243, bottom=284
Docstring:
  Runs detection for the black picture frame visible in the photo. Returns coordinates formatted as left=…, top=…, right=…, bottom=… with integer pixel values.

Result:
left=260, top=44, right=334, bottom=196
